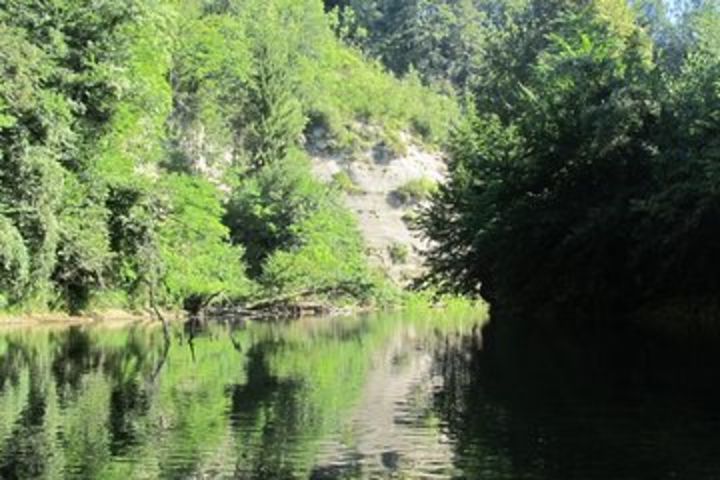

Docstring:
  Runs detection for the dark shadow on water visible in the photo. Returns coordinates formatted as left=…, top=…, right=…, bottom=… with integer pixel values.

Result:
left=432, top=315, right=720, bottom=480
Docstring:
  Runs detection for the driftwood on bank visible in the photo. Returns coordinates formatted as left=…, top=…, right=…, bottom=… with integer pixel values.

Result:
left=207, top=296, right=332, bottom=321
left=204, top=284, right=364, bottom=321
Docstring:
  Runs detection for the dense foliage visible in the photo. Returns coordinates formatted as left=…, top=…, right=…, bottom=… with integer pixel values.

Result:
left=420, top=0, right=720, bottom=324
left=4, top=0, right=717, bottom=325
left=327, top=0, right=537, bottom=91
left=0, top=0, right=457, bottom=314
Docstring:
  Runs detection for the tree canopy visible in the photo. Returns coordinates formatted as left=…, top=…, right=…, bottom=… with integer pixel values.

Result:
left=420, top=0, right=720, bottom=326
left=0, top=0, right=459, bottom=314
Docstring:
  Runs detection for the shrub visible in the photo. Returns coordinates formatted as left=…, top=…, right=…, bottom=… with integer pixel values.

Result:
left=400, top=211, right=419, bottom=226
left=331, top=170, right=362, bottom=194
left=384, top=131, right=409, bottom=158
left=224, top=151, right=326, bottom=276
left=393, top=177, right=438, bottom=205
left=294, top=8, right=459, bottom=151
left=262, top=197, right=371, bottom=295
left=387, top=243, right=410, bottom=265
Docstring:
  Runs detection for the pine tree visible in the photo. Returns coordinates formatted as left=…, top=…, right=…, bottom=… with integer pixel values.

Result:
left=243, top=39, right=305, bottom=170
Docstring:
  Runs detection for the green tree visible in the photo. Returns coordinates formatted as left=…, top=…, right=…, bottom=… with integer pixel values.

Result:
left=53, top=177, right=112, bottom=312
left=0, top=0, right=459, bottom=313
left=421, top=2, right=663, bottom=319
left=0, top=23, right=69, bottom=305
left=0, top=215, right=29, bottom=307
left=327, top=0, right=527, bottom=90
left=243, top=39, right=306, bottom=170
left=262, top=198, right=370, bottom=295
left=224, top=153, right=326, bottom=276
left=158, top=174, right=251, bottom=306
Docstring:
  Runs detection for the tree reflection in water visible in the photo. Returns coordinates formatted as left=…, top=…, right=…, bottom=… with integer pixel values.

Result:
left=3, top=310, right=720, bottom=479
left=0, top=309, right=480, bottom=479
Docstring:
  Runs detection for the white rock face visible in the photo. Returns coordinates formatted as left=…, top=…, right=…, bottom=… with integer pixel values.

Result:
left=179, top=120, right=446, bottom=284
left=309, top=133, right=447, bottom=284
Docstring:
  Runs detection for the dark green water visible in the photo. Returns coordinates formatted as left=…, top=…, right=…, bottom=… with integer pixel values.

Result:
left=0, top=309, right=719, bottom=479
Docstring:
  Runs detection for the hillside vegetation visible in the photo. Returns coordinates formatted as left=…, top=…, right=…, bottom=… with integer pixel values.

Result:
left=3, top=0, right=719, bottom=334
left=0, top=0, right=457, bottom=314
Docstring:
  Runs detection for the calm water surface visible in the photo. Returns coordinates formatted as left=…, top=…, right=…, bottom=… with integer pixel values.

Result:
left=0, top=310, right=719, bottom=479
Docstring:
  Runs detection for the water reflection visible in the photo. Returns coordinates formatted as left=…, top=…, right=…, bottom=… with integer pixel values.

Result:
left=1, top=311, right=720, bottom=479
left=436, top=321, right=720, bottom=480
left=0, top=311, right=480, bottom=479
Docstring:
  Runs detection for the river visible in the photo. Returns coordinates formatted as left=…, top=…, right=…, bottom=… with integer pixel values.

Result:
left=0, top=309, right=719, bottom=479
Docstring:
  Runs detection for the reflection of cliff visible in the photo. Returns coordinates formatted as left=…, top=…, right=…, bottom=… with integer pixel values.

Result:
left=311, top=329, right=458, bottom=479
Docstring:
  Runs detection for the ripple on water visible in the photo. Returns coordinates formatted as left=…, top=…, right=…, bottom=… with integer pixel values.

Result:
left=7, top=313, right=720, bottom=479
left=310, top=346, right=463, bottom=479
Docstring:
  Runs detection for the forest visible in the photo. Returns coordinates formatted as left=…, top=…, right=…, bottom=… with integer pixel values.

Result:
left=0, top=0, right=456, bottom=315
left=1, top=0, right=719, bottom=334
left=2, top=1, right=720, bottom=478
left=415, top=0, right=720, bottom=332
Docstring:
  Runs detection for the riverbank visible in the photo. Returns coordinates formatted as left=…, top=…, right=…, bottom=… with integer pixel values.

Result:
left=0, top=309, right=166, bottom=329
left=0, top=294, right=484, bottom=330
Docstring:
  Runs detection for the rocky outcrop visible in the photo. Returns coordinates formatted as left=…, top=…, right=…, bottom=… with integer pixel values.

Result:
left=308, top=128, right=446, bottom=285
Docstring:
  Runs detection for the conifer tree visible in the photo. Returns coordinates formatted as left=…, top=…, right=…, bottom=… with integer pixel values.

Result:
left=244, top=39, right=305, bottom=170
